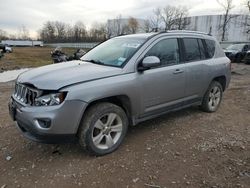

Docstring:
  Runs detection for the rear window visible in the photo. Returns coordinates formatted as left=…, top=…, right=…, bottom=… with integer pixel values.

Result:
left=198, top=39, right=206, bottom=60
left=204, top=39, right=216, bottom=58
left=183, top=38, right=201, bottom=61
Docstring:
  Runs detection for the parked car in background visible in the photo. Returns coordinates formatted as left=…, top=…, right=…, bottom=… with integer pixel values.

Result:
left=243, top=50, right=250, bottom=64
left=0, top=43, right=13, bottom=53
left=224, top=43, right=250, bottom=63
left=0, top=44, right=6, bottom=59
left=5, top=45, right=13, bottom=53
left=9, top=31, right=231, bottom=156
left=51, top=47, right=86, bottom=63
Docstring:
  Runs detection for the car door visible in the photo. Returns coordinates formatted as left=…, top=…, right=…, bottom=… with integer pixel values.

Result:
left=137, top=38, right=186, bottom=116
left=182, top=38, right=212, bottom=100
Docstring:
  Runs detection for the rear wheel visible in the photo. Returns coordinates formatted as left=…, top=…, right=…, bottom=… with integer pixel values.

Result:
left=200, top=81, right=223, bottom=112
left=78, top=102, right=128, bottom=156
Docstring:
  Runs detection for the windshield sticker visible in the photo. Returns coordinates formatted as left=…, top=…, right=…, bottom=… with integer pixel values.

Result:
left=122, top=43, right=141, bottom=48
left=118, top=57, right=126, bottom=62
left=117, top=57, right=126, bottom=66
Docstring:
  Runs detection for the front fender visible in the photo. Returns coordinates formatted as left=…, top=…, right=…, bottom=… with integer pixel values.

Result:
left=61, top=73, right=141, bottom=117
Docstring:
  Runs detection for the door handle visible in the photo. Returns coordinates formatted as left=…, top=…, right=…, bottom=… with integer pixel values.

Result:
left=173, top=69, right=184, bottom=74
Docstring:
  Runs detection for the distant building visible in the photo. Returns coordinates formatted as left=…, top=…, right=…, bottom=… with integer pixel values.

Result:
left=1, top=40, right=43, bottom=47
left=185, top=14, right=250, bottom=42
left=107, top=18, right=145, bottom=38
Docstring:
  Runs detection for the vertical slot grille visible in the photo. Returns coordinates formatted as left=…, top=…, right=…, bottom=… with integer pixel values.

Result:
left=14, top=83, right=40, bottom=105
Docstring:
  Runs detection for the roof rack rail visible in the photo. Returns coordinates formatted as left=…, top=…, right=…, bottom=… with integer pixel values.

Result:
left=158, top=30, right=212, bottom=36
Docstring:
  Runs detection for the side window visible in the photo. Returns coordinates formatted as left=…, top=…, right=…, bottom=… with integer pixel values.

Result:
left=243, top=45, right=249, bottom=52
left=204, top=39, right=216, bottom=58
left=198, top=39, right=206, bottom=60
left=145, top=38, right=180, bottom=66
left=183, top=38, right=201, bottom=61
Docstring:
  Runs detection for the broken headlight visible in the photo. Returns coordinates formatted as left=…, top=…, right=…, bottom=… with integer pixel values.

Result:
left=34, top=92, right=67, bottom=106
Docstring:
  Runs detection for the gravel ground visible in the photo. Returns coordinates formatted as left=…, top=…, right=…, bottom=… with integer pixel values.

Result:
left=0, top=64, right=249, bottom=188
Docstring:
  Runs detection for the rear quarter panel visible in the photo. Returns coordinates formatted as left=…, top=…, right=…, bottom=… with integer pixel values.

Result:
left=209, top=56, right=231, bottom=89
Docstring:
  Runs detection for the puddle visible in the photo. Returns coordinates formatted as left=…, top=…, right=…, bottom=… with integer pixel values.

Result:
left=0, top=69, right=30, bottom=82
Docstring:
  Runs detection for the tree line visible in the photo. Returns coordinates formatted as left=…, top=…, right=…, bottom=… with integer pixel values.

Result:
left=0, top=5, right=191, bottom=43
left=39, top=5, right=190, bottom=43
left=0, top=1, right=249, bottom=43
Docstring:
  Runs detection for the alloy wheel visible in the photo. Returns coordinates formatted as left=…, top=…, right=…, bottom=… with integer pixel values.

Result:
left=91, top=113, right=123, bottom=150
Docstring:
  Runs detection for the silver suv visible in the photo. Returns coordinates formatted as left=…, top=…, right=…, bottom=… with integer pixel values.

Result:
left=9, top=31, right=231, bottom=155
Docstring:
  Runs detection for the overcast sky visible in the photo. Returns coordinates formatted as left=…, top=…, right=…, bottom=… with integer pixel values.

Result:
left=0, top=0, right=247, bottom=38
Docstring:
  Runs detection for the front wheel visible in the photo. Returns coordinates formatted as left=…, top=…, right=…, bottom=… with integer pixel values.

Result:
left=200, top=81, right=223, bottom=112
left=78, top=102, right=128, bottom=156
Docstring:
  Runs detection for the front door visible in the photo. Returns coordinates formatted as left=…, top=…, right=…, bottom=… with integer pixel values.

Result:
left=137, top=38, right=186, bottom=116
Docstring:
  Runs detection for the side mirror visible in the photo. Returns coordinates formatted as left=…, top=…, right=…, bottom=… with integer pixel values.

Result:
left=138, top=56, right=160, bottom=71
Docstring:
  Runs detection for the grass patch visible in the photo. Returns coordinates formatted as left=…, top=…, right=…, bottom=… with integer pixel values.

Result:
left=0, top=47, right=88, bottom=71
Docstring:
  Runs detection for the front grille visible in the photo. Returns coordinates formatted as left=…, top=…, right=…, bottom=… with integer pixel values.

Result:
left=14, top=83, right=41, bottom=105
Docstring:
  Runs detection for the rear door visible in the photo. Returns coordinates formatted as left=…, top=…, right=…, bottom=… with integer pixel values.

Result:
left=182, top=38, right=211, bottom=100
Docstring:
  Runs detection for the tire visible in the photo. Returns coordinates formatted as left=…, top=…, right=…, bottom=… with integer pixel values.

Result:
left=200, top=81, right=223, bottom=113
left=235, top=54, right=242, bottom=63
left=78, top=102, right=128, bottom=156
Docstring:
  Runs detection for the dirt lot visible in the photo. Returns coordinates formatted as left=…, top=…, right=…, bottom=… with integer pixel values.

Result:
left=0, top=47, right=81, bottom=72
left=0, top=64, right=249, bottom=188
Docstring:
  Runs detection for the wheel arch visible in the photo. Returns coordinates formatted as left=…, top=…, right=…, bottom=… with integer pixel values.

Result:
left=212, top=75, right=226, bottom=91
left=79, top=95, right=133, bottom=129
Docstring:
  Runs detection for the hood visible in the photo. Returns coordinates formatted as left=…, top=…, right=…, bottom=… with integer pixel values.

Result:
left=17, top=60, right=123, bottom=90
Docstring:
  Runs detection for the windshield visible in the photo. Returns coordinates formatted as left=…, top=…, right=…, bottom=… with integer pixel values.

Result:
left=226, top=44, right=244, bottom=51
left=81, top=37, right=146, bottom=67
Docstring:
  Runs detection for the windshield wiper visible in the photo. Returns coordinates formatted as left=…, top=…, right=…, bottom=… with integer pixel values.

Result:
left=82, top=59, right=105, bottom=65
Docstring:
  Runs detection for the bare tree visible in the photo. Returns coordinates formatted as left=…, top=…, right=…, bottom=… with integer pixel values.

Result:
left=174, top=7, right=190, bottom=30
left=72, top=21, right=87, bottom=42
left=106, top=21, right=112, bottom=39
left=89, top=22, right=107, bottom=41
left=159, top=5, right=189, bottom=31
left=127, top=17, right=139, bottom=34
left=39, top=21, right=56, bottom=42
left=142, top=19, right=151, bottom=33
left=114, top=14, right=123, bottom=36
left=150, top=8, right=162, bottom=31
left=161, top=6, right=178, bottom=30
left=18, top=25, right=30, bottom=40
left=217, top=0, right=238, bottom=41
left=54, top=21, right=67, bottom=41
left=0, top=29, right=8, bottom=40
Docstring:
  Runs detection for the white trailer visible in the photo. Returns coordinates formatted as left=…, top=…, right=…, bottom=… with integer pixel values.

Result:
left=1, top=40, right=43, bottom=47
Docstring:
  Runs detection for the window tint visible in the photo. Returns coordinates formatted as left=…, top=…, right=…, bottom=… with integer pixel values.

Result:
left=204, top=39, right=215, bottom=58
left=146, top=38, right=179, bottom=66
left=183, top=38, right=201, bottom=61
left=198, top=39, right=206, bottom=60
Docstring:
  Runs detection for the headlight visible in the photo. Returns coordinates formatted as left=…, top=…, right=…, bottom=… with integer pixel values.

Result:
left=34, top=92, right=66, bottom=106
